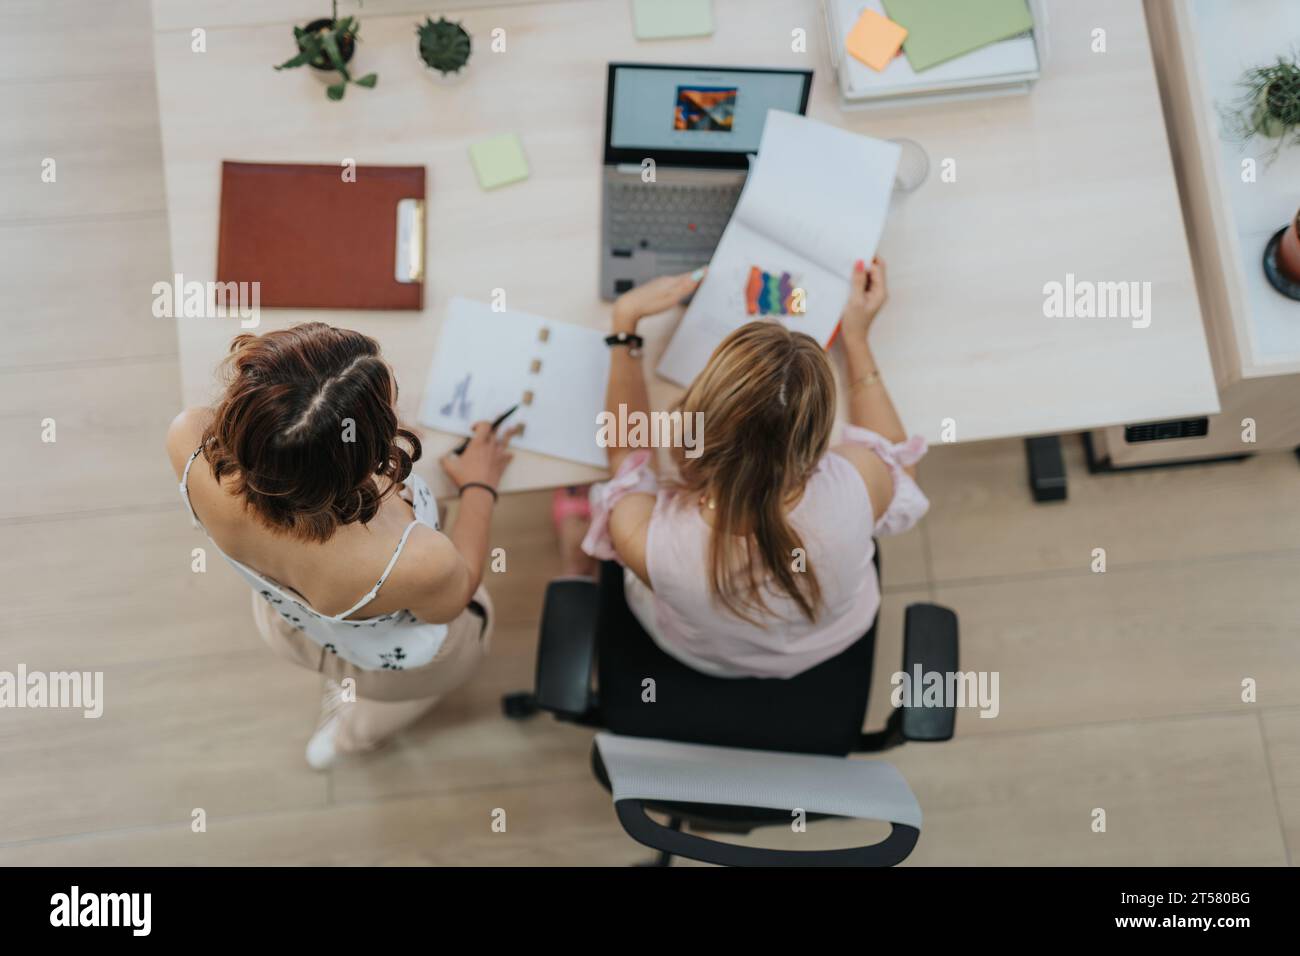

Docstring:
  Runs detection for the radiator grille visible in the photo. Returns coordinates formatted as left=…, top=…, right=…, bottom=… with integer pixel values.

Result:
left=1123, top=418, right=1209, bottom=443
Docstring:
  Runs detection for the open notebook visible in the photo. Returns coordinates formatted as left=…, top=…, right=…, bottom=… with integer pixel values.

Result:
left=657, top=111, right=900, bottom=387
left=418, top=298, right=610, bottom=468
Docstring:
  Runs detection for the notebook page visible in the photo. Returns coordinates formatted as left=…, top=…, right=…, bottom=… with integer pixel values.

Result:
left=656, top=111, right=898, bottom=386
left=735, top=110, right=899, bottom=276
left=526, top=318, right=611, bottom=468
left=657, top=222, right=841, bottom=387
left=419, top=298, right=609, bottom=468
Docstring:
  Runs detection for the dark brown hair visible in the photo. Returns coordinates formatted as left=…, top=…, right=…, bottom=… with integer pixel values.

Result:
left=669, top=322, right=835, bottom=624
left=201, top=323, right=421, bottom=542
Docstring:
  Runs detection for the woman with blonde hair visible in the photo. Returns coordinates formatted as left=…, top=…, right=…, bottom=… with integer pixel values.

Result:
left=579, top=257, right=927, bottom=678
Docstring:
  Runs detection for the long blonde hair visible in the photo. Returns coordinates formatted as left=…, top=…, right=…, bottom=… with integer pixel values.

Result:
left=669, top=321, right=835, bottom=624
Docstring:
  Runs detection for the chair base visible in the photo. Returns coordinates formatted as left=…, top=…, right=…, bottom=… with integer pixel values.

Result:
left=632, top=817, right=681, bottom=867
left=500, top=691, right=539, bottom=720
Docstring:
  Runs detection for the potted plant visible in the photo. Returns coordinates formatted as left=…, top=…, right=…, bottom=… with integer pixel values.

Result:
left=416, top=17, right=472, bottom=79
left=1225, top=54, right=1300, bottom=158
left=275, top=1, right=377, bottom=101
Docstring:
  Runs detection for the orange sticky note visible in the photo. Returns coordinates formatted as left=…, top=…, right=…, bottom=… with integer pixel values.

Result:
left=845, top=9, right=908, bottom=72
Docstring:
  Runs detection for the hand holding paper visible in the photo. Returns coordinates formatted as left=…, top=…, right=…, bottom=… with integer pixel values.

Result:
left=657, top=110, right=900, bottom=387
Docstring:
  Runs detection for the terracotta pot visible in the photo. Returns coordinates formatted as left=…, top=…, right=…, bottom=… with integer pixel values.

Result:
left=1279, top=208, right=1300, bottom=282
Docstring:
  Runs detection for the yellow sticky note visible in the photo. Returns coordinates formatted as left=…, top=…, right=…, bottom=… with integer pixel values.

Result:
left=469, top=133, right=529, bottom=190
left=846, top=9, right=908, bottom=72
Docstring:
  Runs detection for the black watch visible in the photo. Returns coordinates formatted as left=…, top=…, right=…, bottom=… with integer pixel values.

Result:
left=604, top=331, right=644, bottom=357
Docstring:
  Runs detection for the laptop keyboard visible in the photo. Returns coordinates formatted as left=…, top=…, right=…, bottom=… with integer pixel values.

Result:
left=607, top=181, right=742, bottom=254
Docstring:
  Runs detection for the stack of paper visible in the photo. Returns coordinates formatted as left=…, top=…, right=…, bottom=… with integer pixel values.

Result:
left=657, top=111, right=899, bottom=387
left=826, top=0, right=1043, bottom=108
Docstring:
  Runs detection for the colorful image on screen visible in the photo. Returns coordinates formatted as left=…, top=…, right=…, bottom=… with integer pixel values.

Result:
left=673, top=85, right=738, bottom=131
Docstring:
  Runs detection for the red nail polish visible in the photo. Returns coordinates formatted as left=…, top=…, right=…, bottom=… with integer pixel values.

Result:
left=854, top=259, right=865, bottom=270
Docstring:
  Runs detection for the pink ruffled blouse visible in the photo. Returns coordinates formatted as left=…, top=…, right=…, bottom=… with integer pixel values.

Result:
left=582, top=425, right=929, bottom=679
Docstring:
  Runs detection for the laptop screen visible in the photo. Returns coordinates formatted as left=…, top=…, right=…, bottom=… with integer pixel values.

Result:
left=604, top=63, right=811, bottom=169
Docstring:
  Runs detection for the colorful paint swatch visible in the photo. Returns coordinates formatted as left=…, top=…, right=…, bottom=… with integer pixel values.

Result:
left=745, top=266, right=797, bottom=316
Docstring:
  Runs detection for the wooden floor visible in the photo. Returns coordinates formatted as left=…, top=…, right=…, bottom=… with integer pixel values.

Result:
left=1, top=0, right=1297, bottom=866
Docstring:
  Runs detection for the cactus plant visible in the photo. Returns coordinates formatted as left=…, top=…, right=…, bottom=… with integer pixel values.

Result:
left=275, top=2, right=377, bottom=101
left=417, top=17, right=472, bottom=76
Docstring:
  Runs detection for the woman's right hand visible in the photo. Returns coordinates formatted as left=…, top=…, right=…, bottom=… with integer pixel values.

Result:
left=611, top=268, right=706, bottom=332
left=440, top=421, right=522, bottom=493
left=839, top=256, right=888, bottom=347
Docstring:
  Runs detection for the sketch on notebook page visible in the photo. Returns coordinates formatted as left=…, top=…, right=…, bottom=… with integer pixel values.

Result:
left=440, top=373, right=473, bottom=420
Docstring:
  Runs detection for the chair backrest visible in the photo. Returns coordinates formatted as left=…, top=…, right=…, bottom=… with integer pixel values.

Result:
left=594, top=732, right=922, bottom=867
left=594, top=559, right=878, bottom=757
left=597, top=733, right=920, bottom=822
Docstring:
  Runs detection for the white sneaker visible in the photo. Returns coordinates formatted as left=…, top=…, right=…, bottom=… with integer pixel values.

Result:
left=305, top=680, right=347, bottom=771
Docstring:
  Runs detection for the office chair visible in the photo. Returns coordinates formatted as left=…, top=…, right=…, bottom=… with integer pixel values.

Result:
left=504, top=558, right=959, bottom=866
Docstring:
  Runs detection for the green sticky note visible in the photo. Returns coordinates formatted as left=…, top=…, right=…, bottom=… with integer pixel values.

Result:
left=632, top=0, right=713, bottom=40
left=882, top=0, right=1034, bottom=72
left=469, top=133, right=529, bottom=190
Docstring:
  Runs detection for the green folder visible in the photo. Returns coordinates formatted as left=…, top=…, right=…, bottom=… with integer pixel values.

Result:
left=882, top=0, right=1034, bottom=72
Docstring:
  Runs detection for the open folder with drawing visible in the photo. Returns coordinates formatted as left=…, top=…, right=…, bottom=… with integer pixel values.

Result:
left=657, top=110, right=900, bottom=387
left=419, top=298, right=610, bottom=468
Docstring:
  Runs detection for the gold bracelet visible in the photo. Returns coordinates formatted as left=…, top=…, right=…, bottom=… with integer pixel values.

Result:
left=851, top=369, right=882, bottom=390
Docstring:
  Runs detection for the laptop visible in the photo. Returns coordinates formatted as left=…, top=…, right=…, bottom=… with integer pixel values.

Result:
left=599, top=62, right=813, bottom=300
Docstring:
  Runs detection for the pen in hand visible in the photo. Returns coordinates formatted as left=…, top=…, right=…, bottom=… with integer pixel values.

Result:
left=453, top=404, right=519, bottom=455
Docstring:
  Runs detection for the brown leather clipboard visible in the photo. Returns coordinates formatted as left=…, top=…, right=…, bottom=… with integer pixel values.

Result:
left=217, top=161, right=425, bottom=310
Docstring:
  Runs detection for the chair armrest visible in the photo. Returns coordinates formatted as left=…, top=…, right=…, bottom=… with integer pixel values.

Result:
left=597, top=734, right=921, bottom=867
left=534, top=577, right=599, bottom=719
left=900, top=603, right=959, bottom=742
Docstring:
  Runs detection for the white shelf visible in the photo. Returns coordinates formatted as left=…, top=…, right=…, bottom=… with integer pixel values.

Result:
left=1183, top=0, right=1300, bottom=375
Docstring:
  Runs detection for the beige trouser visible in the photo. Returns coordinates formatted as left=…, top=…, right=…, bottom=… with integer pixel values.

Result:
left=251, top=589, right=492, bottom=753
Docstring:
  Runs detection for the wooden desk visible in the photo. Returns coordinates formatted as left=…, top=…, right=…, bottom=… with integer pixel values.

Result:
left=152, top=0, right=1218, bottom=495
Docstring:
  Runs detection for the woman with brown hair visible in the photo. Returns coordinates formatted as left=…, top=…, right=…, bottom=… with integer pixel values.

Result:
left=581, top=257, right=928, bottom=678
left=165, top=323, right=519, bottom=769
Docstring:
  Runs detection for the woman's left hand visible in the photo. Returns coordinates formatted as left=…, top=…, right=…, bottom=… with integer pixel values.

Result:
left=612, top=268, right=706, bottom=332
left=839, top=256, right=888, bottom=348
